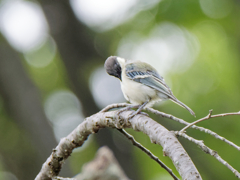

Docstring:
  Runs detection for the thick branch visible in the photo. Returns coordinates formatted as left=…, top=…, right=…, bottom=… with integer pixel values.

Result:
left=102, top=104, right=240, bottom=151
left=35, top=110, right=201, bottom=180
left=52, top=146, right=129, bottom=180
left=117, top=129, right=179, bottom=180
left=146, top=107, right=240, bottom=151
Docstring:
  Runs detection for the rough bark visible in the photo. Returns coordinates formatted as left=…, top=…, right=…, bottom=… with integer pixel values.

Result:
left=36, top=110, right=202, bottom=180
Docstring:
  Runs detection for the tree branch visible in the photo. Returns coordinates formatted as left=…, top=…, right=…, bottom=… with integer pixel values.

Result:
left=146, top=107, right=240, bottom=151
left=117, top=129, right=180, bottom=180
left=175, top=132, right=240, bottom=178
left=53, top=177, right=75, bottom=180
left=35, top=109, right=201, bottom=180
left=179, top=110, right=240, bottom=134
left=52, top=147, right=129, bottom=180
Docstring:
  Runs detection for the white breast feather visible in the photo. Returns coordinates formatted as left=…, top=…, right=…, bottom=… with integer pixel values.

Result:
left=120, top=67, right=160, bottom=106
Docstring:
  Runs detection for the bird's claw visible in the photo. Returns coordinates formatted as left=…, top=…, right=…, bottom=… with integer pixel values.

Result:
left=116, top=106, right=132, bottom=117
left=115, top=104, right=149, bottom=121
left=139, top=111, right=149, bottom=117
left=127, top=111, right=149, bottom=120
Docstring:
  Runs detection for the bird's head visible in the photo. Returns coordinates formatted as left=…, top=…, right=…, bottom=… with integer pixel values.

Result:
left=104, top=56, right=125, bottom=81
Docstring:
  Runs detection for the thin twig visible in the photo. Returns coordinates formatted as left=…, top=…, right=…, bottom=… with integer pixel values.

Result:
left=207, top=109, right=213, bottom=118
left=53, top=177, right=76, bottom=180
left=179, top=110, right=240, bottom=134
left=100, top=103, right=240, bottom=178
left=100, top=103, right=130, bottom=112
left=175, top=131, right=240, bottom=179
left=101, top=104, right=240, bottom=151
left=146, top=107, right=240, bottom=151
left=117, top=129, right=180, bottom=180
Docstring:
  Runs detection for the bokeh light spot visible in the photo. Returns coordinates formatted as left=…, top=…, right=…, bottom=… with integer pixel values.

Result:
left=70, top=0, right=161, bottom=31
left=0, top=0, right=48, bottom=52
left=0, top=171, right=18, bottom=180
left=90, top=67, right=125, bottom=108
left=24, top=36, right=56, bottom=68
left=118, top=22, right=200, bottom=76
left=199, top=0, right=232, bottom=19
left=44, top=90, right=84, bottom=141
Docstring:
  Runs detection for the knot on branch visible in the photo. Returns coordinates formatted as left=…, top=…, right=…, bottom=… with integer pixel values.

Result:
left=113, top=111, right=132, bottom=129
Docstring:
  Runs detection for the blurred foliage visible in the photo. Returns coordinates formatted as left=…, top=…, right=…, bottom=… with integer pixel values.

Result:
left=0, top=0, right=240, bottom=179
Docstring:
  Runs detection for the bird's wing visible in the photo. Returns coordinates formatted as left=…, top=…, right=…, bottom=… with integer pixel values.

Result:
left=126, top=68, right=176, bottom=100
left=125, top=63, right=195, bottom=116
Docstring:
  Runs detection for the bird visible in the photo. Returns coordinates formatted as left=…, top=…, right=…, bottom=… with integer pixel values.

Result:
left=104, top=56, right=195, bottom=117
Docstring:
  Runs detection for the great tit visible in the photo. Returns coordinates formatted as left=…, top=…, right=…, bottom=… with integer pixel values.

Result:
left=104, top=56, right=195, bottom=117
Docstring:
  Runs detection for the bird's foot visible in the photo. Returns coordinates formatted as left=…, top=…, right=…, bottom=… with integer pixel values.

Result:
left=127, top=111, right=138, bottom=120
left=116, top=105, right=139, bottom=118
left=139, top=111, right=149, bottom=116
left=127, top=111, right=149, bottom=120
left=115, top=104, right=149, bottom=121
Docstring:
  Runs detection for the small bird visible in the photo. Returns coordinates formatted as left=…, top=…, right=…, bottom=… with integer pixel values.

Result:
left=104, top=56, right=195, bottom=117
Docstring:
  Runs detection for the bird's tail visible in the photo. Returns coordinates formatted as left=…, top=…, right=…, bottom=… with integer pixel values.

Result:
left=170, top=98, right=195, bottom=117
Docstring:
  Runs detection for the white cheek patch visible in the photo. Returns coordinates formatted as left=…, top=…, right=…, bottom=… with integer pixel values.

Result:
left=116, top=57, right=125, bottom=68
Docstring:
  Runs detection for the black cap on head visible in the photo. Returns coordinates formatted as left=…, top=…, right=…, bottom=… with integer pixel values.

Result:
left=104, top=56, right=122, bottom=81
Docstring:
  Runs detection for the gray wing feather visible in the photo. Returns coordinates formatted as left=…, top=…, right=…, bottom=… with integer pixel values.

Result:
left=125, top=67, right=195, bottom=116
left=138, top=76, right=176, bottom=100
left=126, top=70, right=176, bottom=100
